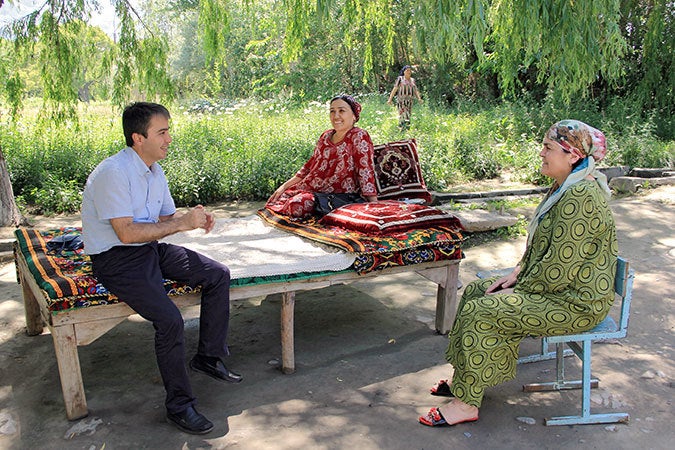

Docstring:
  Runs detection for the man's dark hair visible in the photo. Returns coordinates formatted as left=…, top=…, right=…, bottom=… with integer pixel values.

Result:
left=122, top=102, right=171, bottom=147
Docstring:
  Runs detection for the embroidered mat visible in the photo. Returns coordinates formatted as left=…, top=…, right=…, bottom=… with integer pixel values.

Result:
left=257, top=207, right=464, bottom=273
left=15, top=212, right=464, bottom=312
left=14, top=219, right=355, bottom=312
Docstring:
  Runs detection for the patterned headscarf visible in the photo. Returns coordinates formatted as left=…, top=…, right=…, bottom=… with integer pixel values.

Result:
left=526, top=120, right=611, bottom=246
left=547, top=120, right=607, bottom=162
left=399, top=65, right=412, bottom=76
left=331, top=94, right=362, bottom=122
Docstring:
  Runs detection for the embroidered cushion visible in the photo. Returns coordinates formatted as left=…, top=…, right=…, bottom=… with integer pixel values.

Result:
left=318, top=200, right=462, bottom=235
left=373, top=139, right=432, bottom=203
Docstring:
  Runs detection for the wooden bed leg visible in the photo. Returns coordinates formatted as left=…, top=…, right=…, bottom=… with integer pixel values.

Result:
left=51, top=324, right=89, bottom=420
left=280, top=291, right=296, bottom=374
left=435, top=263, right=460, bottom=334
left=19, top=271, right=44, bottom=336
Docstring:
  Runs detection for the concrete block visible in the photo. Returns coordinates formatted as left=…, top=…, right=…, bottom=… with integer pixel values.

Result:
left=598, top=166, right=630, bottom=181
left=610, top=176, right=675, bottom=193
left=629, top=168, right=673, bottom=178
left=449, top=209, right=519, bottom=233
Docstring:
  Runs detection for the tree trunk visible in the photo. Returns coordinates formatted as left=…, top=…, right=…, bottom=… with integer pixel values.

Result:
left=0, top=145, right=28, bottom=227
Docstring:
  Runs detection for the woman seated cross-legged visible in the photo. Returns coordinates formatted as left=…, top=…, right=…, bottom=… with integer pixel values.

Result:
left=265, top=95, right=378, bottom=218
left=419, top=120, right=618, bottom=427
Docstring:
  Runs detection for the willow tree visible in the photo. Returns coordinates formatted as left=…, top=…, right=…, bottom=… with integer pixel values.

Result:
left=282, top=0, right=628, bottom=101
left=0, top=0, right=218, bottom=225
left=1, top=0, right=176, bottom=119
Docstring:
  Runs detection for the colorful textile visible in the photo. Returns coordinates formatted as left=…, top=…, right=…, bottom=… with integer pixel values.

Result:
left=14, top=226, right=350, bottom=312
left=14, top=227, right=199, bottom=312
left=373, top=139, right=432, bottom=203
left=547, top=120, right=607, bottom=162
left=266, top=126, right=378, bottom=217
left=257, top=207, right=464, bottom=273
left=318, top=201, right=462, bottom=235
left=160, top=215, right=356, bottom=277
left=445, top=180, right=617, bottom=407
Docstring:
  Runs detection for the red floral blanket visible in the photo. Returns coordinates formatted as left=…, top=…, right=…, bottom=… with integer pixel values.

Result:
left=257, top=207, right=464, bottom=273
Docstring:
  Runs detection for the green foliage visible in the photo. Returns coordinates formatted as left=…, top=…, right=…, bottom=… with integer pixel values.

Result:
left=199, top=0, right=230, bottom=65
left=453, top=136, right=501, bottom=180
left=614, top=127, right=675, bottom=168
left=0, top=39, right=21, bottom=118
left=1, top=0, right=671, bottom=123
left=620, top=0, right=674, bottom=116
left=489, top=0, right=626, bottom=101
left=28, top=174, right=83, bottom=215
left=1, top=97, right=672, bottom=214
left=1, top=100, right=120, bottom=200
left=1, top=0, right=175, bottom=120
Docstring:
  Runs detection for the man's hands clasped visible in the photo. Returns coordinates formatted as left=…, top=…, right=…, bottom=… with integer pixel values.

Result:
left=184, top=205, right=215, bottom=233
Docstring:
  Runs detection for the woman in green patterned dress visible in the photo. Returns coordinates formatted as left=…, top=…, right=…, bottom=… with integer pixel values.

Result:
left=419, top=120, right=618, bottom=427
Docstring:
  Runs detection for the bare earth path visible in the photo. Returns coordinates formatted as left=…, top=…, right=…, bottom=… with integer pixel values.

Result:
left=0, top=187, right=672, bottom=449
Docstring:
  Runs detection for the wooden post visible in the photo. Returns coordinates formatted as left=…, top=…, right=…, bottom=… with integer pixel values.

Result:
left=20, top=269, right=44, bottom=336
left=435, top=263, right=460, bottom=334
left=280, top=291, right=296, bottom=374
left=51, top=325, right=88, bottom=420
left=0, top=146, right=28, bottom=226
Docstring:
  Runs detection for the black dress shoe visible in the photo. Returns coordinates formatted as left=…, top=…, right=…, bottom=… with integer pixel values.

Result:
left=190, top=355, right=243, bottom=383
left=166, top=405, right=214, bottom=435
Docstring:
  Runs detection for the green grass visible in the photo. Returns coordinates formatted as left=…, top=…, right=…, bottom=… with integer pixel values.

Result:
left=1, top=96, right=673, bottom=215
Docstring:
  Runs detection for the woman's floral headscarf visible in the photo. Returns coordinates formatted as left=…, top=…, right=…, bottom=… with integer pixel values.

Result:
left=331, top=94, right=362, bottom=122
left=547, top=120, right=607, bottom=162
left=526, top=120, right=611, bottom=246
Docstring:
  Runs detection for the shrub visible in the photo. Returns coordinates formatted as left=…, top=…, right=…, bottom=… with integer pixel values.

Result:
left=29, top=174, right=82, bottom=215
left=454, top=136, right=501, bottom=180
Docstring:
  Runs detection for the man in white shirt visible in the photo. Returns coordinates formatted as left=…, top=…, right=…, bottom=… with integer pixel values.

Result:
left=81, top=102, right=241, bottom=434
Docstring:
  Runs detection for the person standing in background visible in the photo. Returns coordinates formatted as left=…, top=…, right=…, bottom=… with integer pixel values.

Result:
left=387, top=65, right=423, bottom=130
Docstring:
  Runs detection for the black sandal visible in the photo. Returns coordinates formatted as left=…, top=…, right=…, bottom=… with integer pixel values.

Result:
left=430, top=379, right=454, bottom=397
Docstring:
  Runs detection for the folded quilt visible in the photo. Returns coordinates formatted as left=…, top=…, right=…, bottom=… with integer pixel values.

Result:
left=160, top=215, right=356, bottom=278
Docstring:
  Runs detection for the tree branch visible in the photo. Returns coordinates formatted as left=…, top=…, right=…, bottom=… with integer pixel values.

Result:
left=117, top=0, right=156, bottom=37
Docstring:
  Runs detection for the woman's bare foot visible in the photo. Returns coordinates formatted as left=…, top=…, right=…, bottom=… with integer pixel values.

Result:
left=438, top=399, right=479, bottom=424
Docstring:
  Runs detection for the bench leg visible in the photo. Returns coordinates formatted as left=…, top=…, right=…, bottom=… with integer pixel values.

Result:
left=51, top=324, right=88, bottom=420
left=280, top=291, right=295, bottom=374
left=19, top=270, right=44, bottom=336
left=435, top=263, right=459, bottom=334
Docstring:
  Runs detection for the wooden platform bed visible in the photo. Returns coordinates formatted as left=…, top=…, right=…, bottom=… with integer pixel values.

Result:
left=11, top=138, right=469, bottom=420
left=14, top=218, right=463, bottom=421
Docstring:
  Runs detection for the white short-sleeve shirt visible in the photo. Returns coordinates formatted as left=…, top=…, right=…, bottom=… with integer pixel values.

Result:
left=81, top=147, right=176, bottom=255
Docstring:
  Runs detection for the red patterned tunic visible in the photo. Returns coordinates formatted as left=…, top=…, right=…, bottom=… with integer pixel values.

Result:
left=266, top=127, right=377, bottom=217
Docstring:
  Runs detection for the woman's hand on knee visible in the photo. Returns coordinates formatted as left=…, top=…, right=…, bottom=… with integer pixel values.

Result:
left=486, top=266, right=520, bottom=294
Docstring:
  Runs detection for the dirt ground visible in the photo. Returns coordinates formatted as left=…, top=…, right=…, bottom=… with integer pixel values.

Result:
left=0, top=187, right=672, bottom=450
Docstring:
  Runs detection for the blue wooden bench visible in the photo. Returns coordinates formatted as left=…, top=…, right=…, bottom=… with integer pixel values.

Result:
left=477, top=257, right=634, bottom=425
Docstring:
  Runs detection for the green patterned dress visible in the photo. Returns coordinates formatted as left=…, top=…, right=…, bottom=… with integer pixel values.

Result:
left=446, top=180, right=618, bottom=407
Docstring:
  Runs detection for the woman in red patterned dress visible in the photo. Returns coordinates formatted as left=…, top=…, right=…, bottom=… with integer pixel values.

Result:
left=265, top=95, right=378, bottom=218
